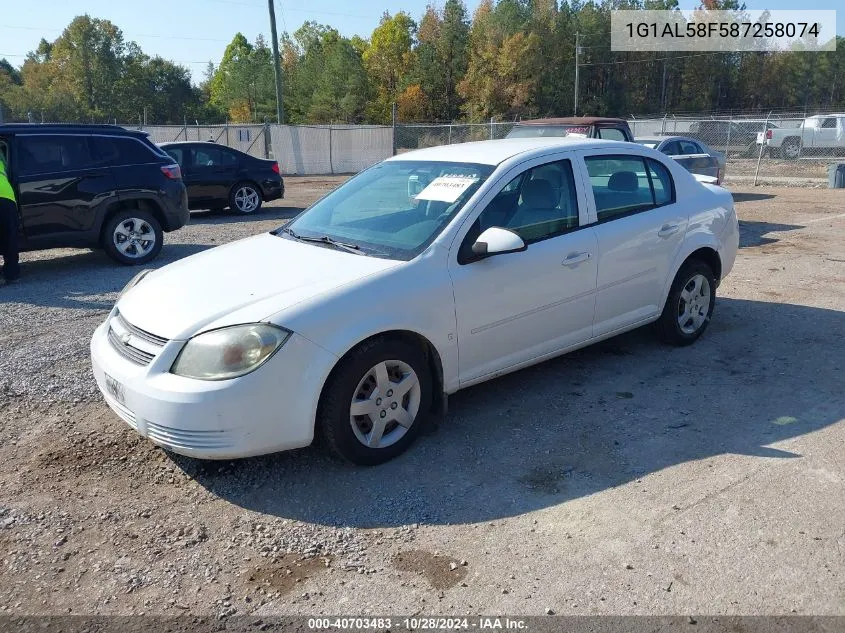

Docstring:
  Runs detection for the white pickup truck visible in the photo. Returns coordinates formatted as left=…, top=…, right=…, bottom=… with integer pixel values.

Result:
left=758, top=114, right=845, bottom=159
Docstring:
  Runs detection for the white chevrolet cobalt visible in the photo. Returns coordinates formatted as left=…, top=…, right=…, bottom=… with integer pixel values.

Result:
left=91, top=137, right=739, bottom=465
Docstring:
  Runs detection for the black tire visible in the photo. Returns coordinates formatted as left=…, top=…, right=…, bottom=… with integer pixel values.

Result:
left=655, top=259, right=716, bottom=346
left=102, top=209, right=163, bottom=265
left=318, top=337, right=432, bottom=466
left=228, top=181, right=263, bottom=215
left=780, top=137, right=801, bottom=160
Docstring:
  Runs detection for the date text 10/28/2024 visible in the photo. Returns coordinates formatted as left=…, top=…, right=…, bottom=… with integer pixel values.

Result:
left=308, top=617, right=529, bottom=630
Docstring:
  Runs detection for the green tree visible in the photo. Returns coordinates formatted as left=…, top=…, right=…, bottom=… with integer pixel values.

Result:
left=363, top=12, right=417, bottom=123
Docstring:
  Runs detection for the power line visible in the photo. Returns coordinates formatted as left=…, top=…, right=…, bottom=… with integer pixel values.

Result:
left=579, top=51, right=731, bottom=66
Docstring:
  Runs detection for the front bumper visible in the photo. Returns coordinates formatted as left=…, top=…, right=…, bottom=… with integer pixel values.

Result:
left=90, top=317, right=337, bottom=459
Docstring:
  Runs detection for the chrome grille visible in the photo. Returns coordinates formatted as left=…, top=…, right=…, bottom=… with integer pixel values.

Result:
left=113, top=311, right=168, bottom=347
left=107, top=311, right=168, bottom=366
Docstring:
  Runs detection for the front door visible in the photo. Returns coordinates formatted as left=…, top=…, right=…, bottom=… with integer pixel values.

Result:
left=579, top=151, right=688, bottom=337
left=448, top=157, right=598, bottom=385
left=15, top=134, right=116, bottom=243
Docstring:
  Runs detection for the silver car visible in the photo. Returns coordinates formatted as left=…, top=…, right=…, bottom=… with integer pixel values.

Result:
left=636, top=136, right=726, bottom=184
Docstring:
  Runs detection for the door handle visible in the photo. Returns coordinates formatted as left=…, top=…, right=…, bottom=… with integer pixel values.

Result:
left=658, top=224, right=680, bottom=238
left=562, top=252, right=591, bottom=267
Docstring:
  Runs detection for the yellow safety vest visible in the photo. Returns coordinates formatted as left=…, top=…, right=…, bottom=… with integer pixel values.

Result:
left=0, top=156, right=16, bottom=203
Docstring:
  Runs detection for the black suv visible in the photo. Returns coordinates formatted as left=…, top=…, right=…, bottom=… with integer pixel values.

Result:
left=0, top=124, right=189, bottom=265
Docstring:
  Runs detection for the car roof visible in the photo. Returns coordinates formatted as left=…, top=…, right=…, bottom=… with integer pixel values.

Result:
left=0, top=123, right=148, bottom=137
left=159, top=141, right=225, bottom=146
left=387, top=137, right=632, bottom=166
left=808, top=114, right=845, bottom=118
left=515, top=116, right=628, bottom=126
left=637, top=135, right=698, bottom=143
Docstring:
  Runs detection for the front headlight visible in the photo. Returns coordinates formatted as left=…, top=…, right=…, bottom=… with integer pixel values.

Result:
left=119, top=269, right=153, bottom=300
left=171, top=324, right=291, bottom=381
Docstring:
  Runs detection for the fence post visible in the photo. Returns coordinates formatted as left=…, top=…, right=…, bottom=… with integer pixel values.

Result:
left=725, top=118, right=731, bottom=156
left=391, top=103, right=398, bottom=156
left=753, top=111, right=771, bottom=187
left=328, top=125, right=334, bottom=175
left=448, top=125, right=452, bottom=144
left=225, top=122, right=230, bottom=147
left=490, top=117, right=494, bottom=140
left=264, top=123, right=271, bottom=159
left=660, top=114, right=667, bottom=135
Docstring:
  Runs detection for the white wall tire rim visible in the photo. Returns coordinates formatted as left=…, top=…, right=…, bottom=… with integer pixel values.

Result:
left=113, top=218, right=156, bottom=258
left=677, top=273, right=711, bottom=335
left=235, top=187, right=259, bottom=212
left=349, top=360, right=421, bottom=449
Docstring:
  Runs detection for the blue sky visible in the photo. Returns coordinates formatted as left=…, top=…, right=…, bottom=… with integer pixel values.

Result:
left=1, top=0, right=842, bottom=83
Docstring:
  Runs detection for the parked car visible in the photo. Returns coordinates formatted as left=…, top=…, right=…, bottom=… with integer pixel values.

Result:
left=0, top=124, right=188, bottom=265
left=159, top=142, right=284, bottom=214
left=91, top=137, right=739, bottom=465
left=506, top=117, right=634, bottom=142
left=635, top=136, right=726, bottom=184
left=757, top=114, right=845, bottom=159
left=687, top=120, right=778, bottom=156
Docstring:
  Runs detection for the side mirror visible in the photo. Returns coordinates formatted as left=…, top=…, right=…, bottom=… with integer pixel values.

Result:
left=471, top=227, right=526, bottom=258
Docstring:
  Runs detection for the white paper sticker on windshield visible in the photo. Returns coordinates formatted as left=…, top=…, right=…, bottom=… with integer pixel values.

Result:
left=415, top=176, right=478, bottom=203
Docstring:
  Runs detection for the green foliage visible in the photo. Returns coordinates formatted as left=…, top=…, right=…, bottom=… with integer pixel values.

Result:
left=3, top=7, right=845, bottom=125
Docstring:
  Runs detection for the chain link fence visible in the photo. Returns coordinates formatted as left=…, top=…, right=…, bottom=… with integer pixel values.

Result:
left=14, top=114, right=840, bottom=184
left=628, top=112, right=842, bottom=186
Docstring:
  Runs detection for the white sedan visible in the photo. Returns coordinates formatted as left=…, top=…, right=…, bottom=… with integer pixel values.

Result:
left=91, top=137, right=739, bottom=465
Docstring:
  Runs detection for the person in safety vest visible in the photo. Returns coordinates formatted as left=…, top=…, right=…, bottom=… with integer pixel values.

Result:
left=0, top=150, right=20, bottom=285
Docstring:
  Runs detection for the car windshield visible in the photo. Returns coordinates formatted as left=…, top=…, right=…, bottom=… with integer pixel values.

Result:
left=506, top=125, right=591, bottom=138
left=279, top=160, right=494, bottom=260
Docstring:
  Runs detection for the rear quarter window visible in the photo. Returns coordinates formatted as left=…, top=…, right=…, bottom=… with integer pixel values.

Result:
left=92, top=136, right=158, bottom=166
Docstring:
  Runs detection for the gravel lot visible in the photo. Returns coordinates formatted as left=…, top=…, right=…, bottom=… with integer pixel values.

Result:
left=0, top=179, right=843, bottom=617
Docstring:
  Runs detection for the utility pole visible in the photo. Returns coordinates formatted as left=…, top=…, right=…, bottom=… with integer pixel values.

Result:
left=574, top=32, right=580, bottom=116
left=267, top=0, right=284, bottom=124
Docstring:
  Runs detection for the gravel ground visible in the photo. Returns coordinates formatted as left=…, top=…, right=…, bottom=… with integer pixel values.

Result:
left=0, top=179, right=843, bottom=617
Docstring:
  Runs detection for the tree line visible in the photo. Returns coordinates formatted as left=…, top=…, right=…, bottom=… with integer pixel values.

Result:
left=1, top=1, right=844, bottom=126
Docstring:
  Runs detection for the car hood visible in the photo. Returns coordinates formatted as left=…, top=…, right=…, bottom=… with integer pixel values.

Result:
left=116, top=233, right=402, bottom=340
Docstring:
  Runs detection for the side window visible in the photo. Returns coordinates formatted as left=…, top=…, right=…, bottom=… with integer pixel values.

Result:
left=164, top=147, right=185, bottom=166
left=476, top=160, right=580, bottom=244
left=647, top=158, right=674, bottom=207
left=597, top=127, right=628, bottom=141
left=194, top=147, right=224, bottom=167
left=91, top=136, right=156, bottom=166
left=679, top=140, right=701, bottom=155
left=17, top=136, right=93, bottom=175
left=820, top=118, right=837, bottom=129
left=218, top=149, right=238, bottom=166
left=661, top=141, right=681, bottom=156
left=585, top=155, right=673, bottom=222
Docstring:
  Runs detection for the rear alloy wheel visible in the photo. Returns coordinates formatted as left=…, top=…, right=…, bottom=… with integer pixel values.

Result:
left=781, top=138, right=801, bottom=160
left=655, top=260, right=716, bottom=346
left=229, top=182, right=262, bottom=214
left=318, top=338, right=431, bottom=465
left=103, top=210, right=163, bottom=265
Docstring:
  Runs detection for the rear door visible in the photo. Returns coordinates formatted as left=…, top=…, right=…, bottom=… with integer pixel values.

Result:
left=577, top=151, right=687, bottom=336
left=189, top=145, right=239, bottom=203
left=15, top=134, right=116, bottom=243
left=812, top=117, right=838, bottom=149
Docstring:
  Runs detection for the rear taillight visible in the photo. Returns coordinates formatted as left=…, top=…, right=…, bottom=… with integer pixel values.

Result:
left=272, top=163, right=280, bottom=175
left=161, top=164, right=182, bottom=180
left=765, top=129, right=772, bottom=139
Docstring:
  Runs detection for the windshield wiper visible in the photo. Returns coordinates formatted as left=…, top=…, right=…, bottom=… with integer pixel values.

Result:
left=281, top=227, right=366, bottom=255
